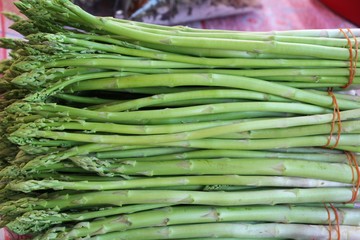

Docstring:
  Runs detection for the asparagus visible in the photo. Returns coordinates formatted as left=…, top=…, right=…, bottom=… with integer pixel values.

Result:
left=94, top=89, right=290, bottom=112
left=157, top=135, right=360, bottom=151
left=19, top=143, right=121, bottom=173
left=10, top=131, right=360, bottom=150
left=1, top=188, right=357, bottom=215
left=27, top=33, right=358, bottom=69
left=66, top=27, right=359, bottom=47
left=10, top=119, right=360, bottom=141
left=6, top=101, right=334, bottom=126
left=42, top=1, right=359, bottom=61
left=216, top=120, right=360, bottom=139
left=1, top=1, right=360, bottom=238
left=2, top=12, right=24, bottom=23
left=95, top=148, right=351, bottom=162
left=64, top=73, right=360, bottom=109
left=68, top=67, right=354, bottom=78
left=67, top=157, right=355, bottom=183
left=11, top=205, right=360, bottom=237
left=6, top=203, right=171, bottom=234
left=7, top=176, right=350, bottom=193
left=81, top=223, right=360, bottom=240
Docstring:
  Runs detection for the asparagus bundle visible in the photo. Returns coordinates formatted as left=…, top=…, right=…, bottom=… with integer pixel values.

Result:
left=1, top=0, right=360, bottom=239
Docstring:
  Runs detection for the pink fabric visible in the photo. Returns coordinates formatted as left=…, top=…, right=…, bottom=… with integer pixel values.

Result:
left=0, top=228, right=32, bottom=240
left=189, top=0, right=357, bottom=30
left=0, top=0, right=22, bottom=59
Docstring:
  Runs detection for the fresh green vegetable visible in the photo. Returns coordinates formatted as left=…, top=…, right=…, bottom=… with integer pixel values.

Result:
left=1, top=0, right=359, bottom=238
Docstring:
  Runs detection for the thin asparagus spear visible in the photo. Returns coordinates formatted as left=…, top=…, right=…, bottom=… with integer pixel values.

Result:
left=158, top=135, right=360, bottom=151
left=9, top=110, right=360, bottom=146
left=35, top=33, right=355, bottom=68
left=7, top=175, right=350, bottom=193
left=7, top=101, right=333, bottom=125
left=1, top=188, right=357, bottom=216
left=65, top=73, right=360, bottom=110
left=6, top=203, right=171, bottom=235
left=96, top=149, right=350, bottom=163
left=94, top=89, right=288, bottom=112
left=216, top=120, right=360, bottom=139
left=66, top=28, right=359, bottom=47
left=108, top=18, right=360, bottom=37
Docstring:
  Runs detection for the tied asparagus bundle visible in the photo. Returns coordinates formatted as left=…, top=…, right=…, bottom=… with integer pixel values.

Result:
left=1, top=0, right=360, bottom=239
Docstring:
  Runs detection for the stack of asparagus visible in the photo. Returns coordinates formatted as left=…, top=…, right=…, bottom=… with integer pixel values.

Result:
left=0, top=0, right=360, bottom=239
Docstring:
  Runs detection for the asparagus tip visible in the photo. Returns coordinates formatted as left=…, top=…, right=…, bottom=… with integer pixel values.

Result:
left=7, top=210, right=64, bottom=235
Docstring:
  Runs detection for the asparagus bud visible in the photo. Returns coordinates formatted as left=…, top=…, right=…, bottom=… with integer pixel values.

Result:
left=7, top=210, right=65, bottom=234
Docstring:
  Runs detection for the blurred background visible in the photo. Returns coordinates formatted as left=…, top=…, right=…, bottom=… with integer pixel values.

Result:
left=1, top=0, right=359, bottom=39
left=70, top=0, right=360, bottom=29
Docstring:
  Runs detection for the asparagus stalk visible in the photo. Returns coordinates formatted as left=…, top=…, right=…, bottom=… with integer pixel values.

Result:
left=216, top=120, right=360, bottom=139
left=6, top=203, right=171, bottom=235
left=268, top=147, right=345, bottom=154
left=66, top=27, right=359, bottom=48
left=95, top=148, right=350, bottom=162
left=158, top=135, right=360, bottom=151
left=2, top=2, right=360, bottom=239
left=11, top=69, right=133, bottom=91
left=68, top=157, right=356, bottom=183
left=19, top=143, right=121, bottom=173
left=10, top=205, right=360, bottom=237
left=9, top=112, right=360, bottom=146
left=51, top=1, right=359, bottom=61
left=81, top=223, right=360, bottom=240
left=30, top=33, right=357, bottom=68
left=113, top=18, right=360, bottom=38
left=94, top=147, right=194, bottom=160
left=16, top=118, right=359, bottom=140
left=7, top=175, right=350, bottom=193
left=30, top=119, right=242, bottom=135
left=2, top=12, right=24, bottom=23
left=67, top=32, right=305, bottom=59
left=6, top=101, right=333, bottom=125
left=94, top=89, right=290, bottom=112
left=54, top=94, right=116, bottom=105
left=65, top=73, right=360, bottom=110
left=75, top=67, right=354, bottom=78
left=0, top=188, right=357, bottom=215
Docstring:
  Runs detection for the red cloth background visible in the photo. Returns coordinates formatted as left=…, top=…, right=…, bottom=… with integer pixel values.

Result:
left=320, top=0, right=360, bottom=26
left=188, top=0, right=357, bottom=30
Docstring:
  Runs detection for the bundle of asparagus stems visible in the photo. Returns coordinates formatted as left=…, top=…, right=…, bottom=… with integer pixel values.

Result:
left=0, top=0, right=360, bottom=239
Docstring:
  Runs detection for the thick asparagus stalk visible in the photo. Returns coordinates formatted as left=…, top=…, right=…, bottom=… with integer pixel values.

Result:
left=84, top=223, right=360, bottom=240
left=67, top=157, right=356, bottom=183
